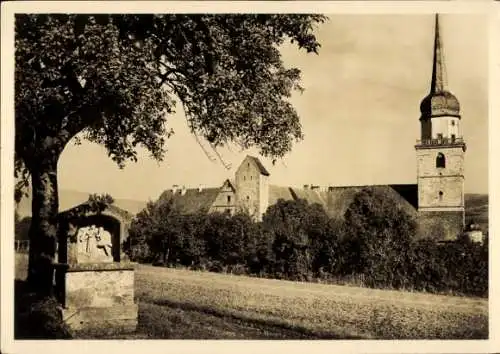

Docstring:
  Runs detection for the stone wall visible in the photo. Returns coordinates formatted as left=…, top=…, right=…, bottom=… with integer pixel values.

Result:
left=416, top=146, right=464, bottom=177
left=418, top=176, right=464, bottom=208
left=416, top=146, right=465, bottom=209
left=417, top=210, right=465, bottom=241
left=259, top=175, right=270, bottom=221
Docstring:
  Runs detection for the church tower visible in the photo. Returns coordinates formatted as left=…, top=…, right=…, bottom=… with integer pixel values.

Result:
left=415, top=14, right=466, bottom=240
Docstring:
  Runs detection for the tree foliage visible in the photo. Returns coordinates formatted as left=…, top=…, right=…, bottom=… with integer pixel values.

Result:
left=15, top=13, right=326, bottom=293
left=15, top=14, right=326, bottom=193
left=262, top=199, right=332, bottom=280
left=204, top=212, right=255, bottom=266
left=342, top=188, right=417, bottom=286
left=126, top=198, right=177, bottom=263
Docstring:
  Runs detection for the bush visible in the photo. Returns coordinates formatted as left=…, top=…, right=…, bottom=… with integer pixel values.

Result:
left=228, top=263, right=248, bottom=275
left=127, top=243, right=154, bottom=263
left=152, top=260, right=165, bottom=267
left=206, top=260, right=225, bottom=273
left=405, top=238, right=488, bottom=297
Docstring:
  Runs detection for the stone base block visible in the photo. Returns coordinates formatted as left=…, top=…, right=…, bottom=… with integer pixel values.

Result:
left=63, top=304, right=138, bottom=335
left=54, top=262, right=138, bottom=337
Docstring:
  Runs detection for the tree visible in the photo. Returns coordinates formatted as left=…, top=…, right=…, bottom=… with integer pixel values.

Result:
left=125, top=198, right=175, bottom=263
left=311, top=218, right=344, bottom=277
left=343, top=188, right=417, bottom=288
left=262, top=199, right=330, bottom=280
left=204, top=212, right=255, bottom=266
left=246, top=224, right=275, bottom=276
left=173, top=213, right=207, bottom=266
left=15, top=14, right=326, bottom=294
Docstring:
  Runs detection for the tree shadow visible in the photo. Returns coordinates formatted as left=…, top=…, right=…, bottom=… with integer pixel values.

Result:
left=14, top=279, right=72, bottom=339
left=150, top=298, right=367, bottom=340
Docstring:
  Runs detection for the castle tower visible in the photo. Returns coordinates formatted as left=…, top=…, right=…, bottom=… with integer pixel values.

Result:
left=234, top=155, right=270, bottom=221
left=415, top=14, right=466, bottom=240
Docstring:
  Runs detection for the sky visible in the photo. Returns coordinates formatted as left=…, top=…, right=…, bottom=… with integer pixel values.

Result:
left=57, top=13, right=489, bottom=202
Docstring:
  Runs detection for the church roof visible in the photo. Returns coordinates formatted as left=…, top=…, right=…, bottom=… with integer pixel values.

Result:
left=268, top=184, right=418, bottom=220
left=268, top=185, right=295, bottom=207
left=420, top=91, right=460, bottom=118
left=290, top=188, right=326, bottom=206
left=420, top=14, right=460, bottom=119
left=319, top=185, right=418, bottom=220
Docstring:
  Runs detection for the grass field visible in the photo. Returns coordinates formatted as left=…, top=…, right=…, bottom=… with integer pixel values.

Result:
left=129, top=265, right=488, bottom=340
left=14, top=255, right=488, bottom=339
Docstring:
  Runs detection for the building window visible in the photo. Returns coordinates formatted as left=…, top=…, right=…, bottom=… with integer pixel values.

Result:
left=438, top=191, right=444, bottom=201
left=436, top=153, right=446, bottom=168
left=226, top=208, right=231, bottom=214
left=451, top=120, right=455, bottom=126
left=227, top=195, right=231, bottom=203
left=451, top=134, right=456, bottom=142
left=250, top=175, right=253, bottom=180
left=246, top=196, right=250, bottom=201
left=243, top=176, right=246, bottom=181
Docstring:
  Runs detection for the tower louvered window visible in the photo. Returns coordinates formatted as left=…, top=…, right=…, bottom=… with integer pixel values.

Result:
left=436, top=153, right=446, bottom=168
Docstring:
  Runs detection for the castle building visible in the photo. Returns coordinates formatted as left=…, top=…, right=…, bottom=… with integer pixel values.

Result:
left=159, top=14, right=468, bottom=241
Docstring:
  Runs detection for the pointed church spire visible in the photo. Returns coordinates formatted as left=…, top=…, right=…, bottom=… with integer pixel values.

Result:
left=419, top=14, right=460, bottom=119
left=430, top=14, right=447, bottom=94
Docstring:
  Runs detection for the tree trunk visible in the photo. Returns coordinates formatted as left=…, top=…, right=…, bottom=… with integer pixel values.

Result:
left=27, top=153, right=60, bottom=296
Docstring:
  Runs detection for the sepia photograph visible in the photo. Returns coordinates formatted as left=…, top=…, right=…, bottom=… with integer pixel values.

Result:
left=1, top=1, right=497, bottom=353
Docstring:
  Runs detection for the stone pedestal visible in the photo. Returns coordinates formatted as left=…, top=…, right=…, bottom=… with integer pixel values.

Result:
left=54, top=262, right=138, bottom=335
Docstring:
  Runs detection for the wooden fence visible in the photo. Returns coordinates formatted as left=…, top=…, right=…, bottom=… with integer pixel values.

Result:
left=15, top=240, right=30, bottom=253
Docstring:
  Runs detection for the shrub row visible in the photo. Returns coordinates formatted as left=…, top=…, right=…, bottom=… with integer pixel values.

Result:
left=124, top=189, right=488, bottom=297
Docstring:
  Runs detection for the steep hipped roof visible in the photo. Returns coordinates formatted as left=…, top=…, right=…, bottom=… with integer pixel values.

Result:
left=290, top=187, right=326, bottom=206
left=158, top=187, right=221, bottom=214
left=269, top=184, right=418, bottom=220
left=388, top=184, right=419, bottom=209
left=247, top=155, right=270, bottom=176
left=318, top=185, right=418, bottom=220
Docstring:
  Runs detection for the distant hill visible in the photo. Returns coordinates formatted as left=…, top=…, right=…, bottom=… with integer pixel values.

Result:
left=464, top=193, right=489, bottom=234
left=16, top=189, right=148, bottom=219
left=15, top=189, right=149, bottom=241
